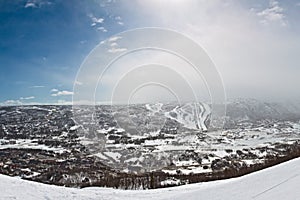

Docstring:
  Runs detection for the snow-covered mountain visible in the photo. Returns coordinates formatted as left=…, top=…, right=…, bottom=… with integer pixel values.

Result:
left=109, top=102, right=211, bottom=136
left=0, top=99, right=300, bottom=189
left=226, top=98, right=300, bottom=122
left=1, top=157, right=299, bottom=200
left=108, top=99, right=300, bottom=135
left=163, top=102, right=210, bottom=131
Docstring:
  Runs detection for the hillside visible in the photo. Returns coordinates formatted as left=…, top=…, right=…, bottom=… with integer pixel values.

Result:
left=1, top=157, right=299, bottom=200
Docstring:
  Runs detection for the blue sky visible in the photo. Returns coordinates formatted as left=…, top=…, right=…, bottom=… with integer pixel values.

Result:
left=0, top=0, right=126, bottom=104
left=1, top=0, right=300, bottom=105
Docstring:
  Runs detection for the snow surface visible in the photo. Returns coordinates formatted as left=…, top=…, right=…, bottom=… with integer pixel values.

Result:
left=0, top=139, right=67, bottom=153
left=164, top=102, right=210, bottom=131
left=1, top=158, right=300, bottom=200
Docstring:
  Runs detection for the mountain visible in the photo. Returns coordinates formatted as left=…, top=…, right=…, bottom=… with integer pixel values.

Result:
left=1, top=157, right=299, bottom=200
left=0, top=98, right=299, bottom=189
left=226, top=98, right=300, bottom=122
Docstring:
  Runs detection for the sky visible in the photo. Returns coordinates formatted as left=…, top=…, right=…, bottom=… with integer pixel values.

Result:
left=0, top=0, right=300, bottom=105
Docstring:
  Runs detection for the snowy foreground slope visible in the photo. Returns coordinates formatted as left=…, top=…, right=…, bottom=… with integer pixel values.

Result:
left=1, top=158, right=299, bottom=200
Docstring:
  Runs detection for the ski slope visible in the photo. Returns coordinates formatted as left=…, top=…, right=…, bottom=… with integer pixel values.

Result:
left=1, top=158, right=299, bottom=200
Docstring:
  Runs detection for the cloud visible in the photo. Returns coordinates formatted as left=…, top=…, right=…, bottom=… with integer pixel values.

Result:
left=257, top=0, right=287, bottom=26
left=51, top=88, right=58, bottom=92
left=93, top=17, right=104, bottom=24
left=20, top=96, right=35, bottom=100
left=108, top=36, right=122, bottom=42
left=24, top=2, right=37, bottom=8
left=1, top=96, right=36, bottom=105
left=1, top=100, right=23, bottom=106
left=24, top=0, right=52, bottom=9
left=106, top=36, right=127, bottom=53
left=56, top=100, right=72, bottom=105
left=88, top=14, right=104, bottom=27
left=51, top=88, right=73, bottom=97
left=115, top=16, right=122, bottom=21
left=97, top=27, right=108, bottom=32
left=51, top=90, right=73, bottom=97
left=30, top=85, right=45, bottom=88
left=110, top=42, right=118, bottom=47
left=74, top=81, right=83, bottom=85
left=100, top=0, right=300, bottom=102
left=108, top=47, right=127, bottom=53
left=115, top=16, right=124, bottom=26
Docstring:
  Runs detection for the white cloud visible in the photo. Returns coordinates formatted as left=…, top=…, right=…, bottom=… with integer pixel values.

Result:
left=108, top=47, right=127, bottom=53
left=115, top=16, right=122, bottom=21
left=51, top=90, right=73, bottom=97
left=74, top=81, right=83, bottom=85
left=108, top=36, right=122, bottom=42
left=257, top=0, right=287, bottom=26
left=97, top=27, right=108, bottom=32
left=30, top=85, right=45, bottom=88
left=24, top=2, right=37, bottom=8
left=110, top=42, right=118, bottom=47
left=93, top=17, right=104, bottom=23
left=24, top=0, right=52, bottom=9
left=106, top=36, right=127, bottom=53
left=20, top=96, right=35, bottom=100
left=88, top=14, right=104, bottom=27
left=115, top=16, right=124, bottom=26
left=100, top=0, right=300, bottom=102
left=1, top=96, right=37, bottom=105
left=56, top=100, right=72, bottom=105
left=1, top=100, right=22, bottom=106
left=51, top=88, right=59, bottom=92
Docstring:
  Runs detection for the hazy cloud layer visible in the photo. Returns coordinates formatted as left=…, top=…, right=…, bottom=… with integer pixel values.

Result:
left=115, top=0, right=299, bottom=101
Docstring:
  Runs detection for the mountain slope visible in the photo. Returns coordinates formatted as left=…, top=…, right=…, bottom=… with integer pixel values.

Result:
left=1, top=157, right=299, bottom=200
